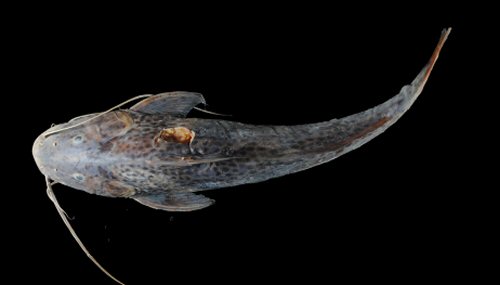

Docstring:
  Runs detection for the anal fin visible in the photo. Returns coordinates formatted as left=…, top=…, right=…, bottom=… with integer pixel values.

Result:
left=133, top=192, right=214, bottom=212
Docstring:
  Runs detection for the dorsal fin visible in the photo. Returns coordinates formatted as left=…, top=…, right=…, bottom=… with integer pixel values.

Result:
left=130, top=91, right=206, bottom=117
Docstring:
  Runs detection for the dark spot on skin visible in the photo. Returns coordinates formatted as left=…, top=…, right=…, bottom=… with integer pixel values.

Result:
left=396, top=97, right=405, bottom=106
left=238, top=157, right=251, bottom=163
left=245, top=146, right=256, bottom=152
left=255, top=146, right=267, bottom=152
left=98, top=166, right=115, bottom=180
left=269, top=149, right=279, bottom=156
left=100, top=141, right=114, bottom=152
left=238, top=149, right=248, bottom=156
left=222, top=147, right=233, bottom=156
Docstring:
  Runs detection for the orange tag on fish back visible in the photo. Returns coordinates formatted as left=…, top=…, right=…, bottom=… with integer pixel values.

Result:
left=157, top=127, right=195, bottom=144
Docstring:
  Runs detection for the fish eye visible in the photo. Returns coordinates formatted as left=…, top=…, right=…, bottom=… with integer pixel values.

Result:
left=72, top=173, right=85, bottom=182
left=72, top=135, right=84, bottom=144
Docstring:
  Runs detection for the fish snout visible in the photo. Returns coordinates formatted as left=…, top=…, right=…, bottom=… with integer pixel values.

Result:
left=32, top=132, right=61, bottom=178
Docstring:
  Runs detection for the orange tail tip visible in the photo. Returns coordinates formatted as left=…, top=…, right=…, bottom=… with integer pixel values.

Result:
left=423, top=28, right=452, bottom=82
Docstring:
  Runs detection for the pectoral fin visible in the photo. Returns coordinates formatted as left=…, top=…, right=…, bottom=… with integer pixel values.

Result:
left=130, top=91, right=206, bottom=117
left=133, top=192, right=214, bottom=212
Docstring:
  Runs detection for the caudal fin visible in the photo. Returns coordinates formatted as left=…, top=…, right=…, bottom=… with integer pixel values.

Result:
left=378, top=27, right=452, bottom=119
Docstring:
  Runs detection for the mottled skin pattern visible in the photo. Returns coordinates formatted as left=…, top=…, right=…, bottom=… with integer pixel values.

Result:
left=33, top=29, right=450, bottom=211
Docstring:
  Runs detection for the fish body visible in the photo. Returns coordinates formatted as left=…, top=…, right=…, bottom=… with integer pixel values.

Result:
left=33, top=29, right=450, bottom=212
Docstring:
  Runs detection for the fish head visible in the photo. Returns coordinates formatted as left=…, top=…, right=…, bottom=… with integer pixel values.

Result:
left=33, top=111, right=134, bottom=194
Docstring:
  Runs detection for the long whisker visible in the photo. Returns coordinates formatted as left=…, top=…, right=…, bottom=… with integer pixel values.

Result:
left=193, top=106, right=232, bottom=117
left=45, top=176, right=126, bottom=285
left=43, top=94, right=152, bottom=138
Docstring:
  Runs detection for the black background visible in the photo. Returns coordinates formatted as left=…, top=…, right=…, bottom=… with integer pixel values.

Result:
left=7, top=5, right=486, bottom=285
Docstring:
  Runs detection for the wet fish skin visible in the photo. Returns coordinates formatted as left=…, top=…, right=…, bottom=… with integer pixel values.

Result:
left=33, top=28, right=450, bottom=211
